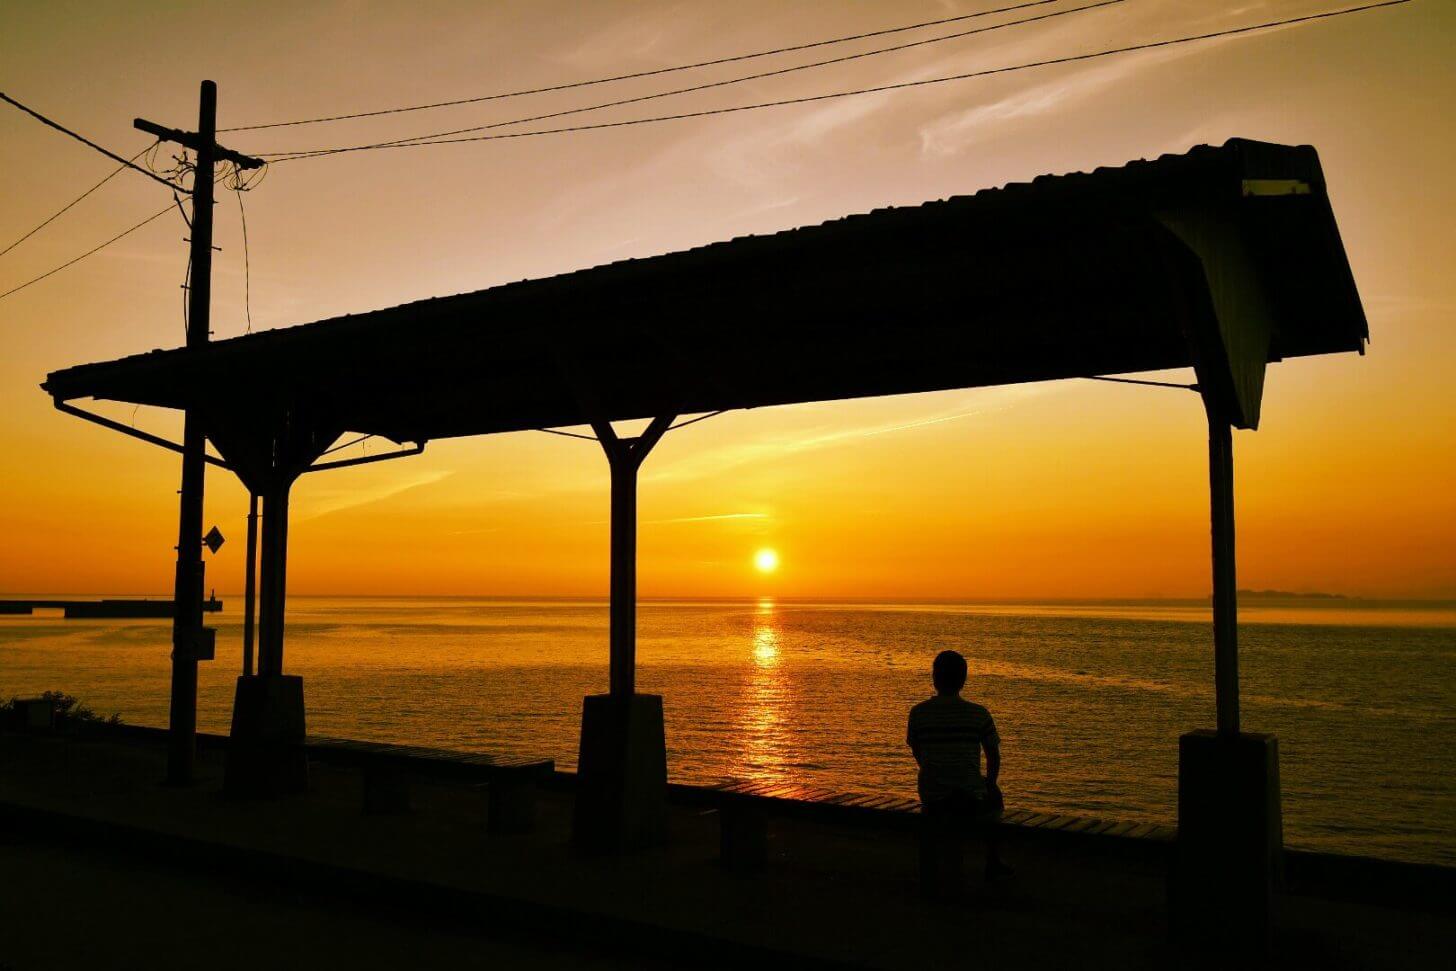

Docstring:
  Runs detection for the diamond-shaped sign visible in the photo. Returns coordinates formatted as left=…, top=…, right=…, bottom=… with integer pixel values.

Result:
left=203, top=526, right=225, bottom=554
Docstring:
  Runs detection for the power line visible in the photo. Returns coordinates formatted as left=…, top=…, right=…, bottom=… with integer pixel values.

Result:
left=220, top=0, right=1075, bottom=133
left=263, top=0, right=1120, bottom=160
left=235, top=188, right=253, bottom=334
left=0, top=142, right=158, bottom=260
left=223, top=159, right=267, bottom=335
left=1, top=0, right=1408, bottom=307
left=0, top=203, right=175, bottom=302
left=181, top=249, right=192, bottom=336
left=0, top=92, right=184, bottom=192
left=265, top=0, right=1412, bottom=163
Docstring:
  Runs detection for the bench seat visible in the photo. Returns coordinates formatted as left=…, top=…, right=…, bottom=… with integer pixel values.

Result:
left=690, top=778, right=1175, bottom=875
left=307, top=736, right=553, bottom=833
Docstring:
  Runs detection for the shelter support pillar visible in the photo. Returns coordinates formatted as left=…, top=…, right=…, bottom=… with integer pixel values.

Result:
left=225, top=477, right=306, bottom=797
left=573, top=415, right=676, bottom=852
left=1208, top=417, right=1239, bottom=736
left=257, top=480, right=291, bottom=677
left=1172, top=404, right=1282, bottom=955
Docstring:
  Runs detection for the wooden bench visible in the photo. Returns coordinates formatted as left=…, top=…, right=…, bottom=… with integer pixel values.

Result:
left=689, top=779, right=1176, bottom=885
left=306, top=736, right=554, bottom=834
left=686, top=779, right=923, bottom=874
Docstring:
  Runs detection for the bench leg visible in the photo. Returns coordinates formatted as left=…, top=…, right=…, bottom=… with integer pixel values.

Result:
left=488, top=778, right=537, bottom=835
left=363, top=766, right=411, bottom=815
left=720, top=806, right=768, bottom=873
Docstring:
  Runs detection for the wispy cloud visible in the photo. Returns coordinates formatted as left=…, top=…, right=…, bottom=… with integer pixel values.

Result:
left=1363, top=293, right=1454, bottom=319
left=294, top=469, right=454, bottom=521
left=918, top=42, right=1209, bottom=157
left=648, top=511, right=769, bottom=525
left=447, top=525, right=503, bottom=536
left=644, top=384, right=1051, bottom=486
left=577, top=511, right=771, bottom=528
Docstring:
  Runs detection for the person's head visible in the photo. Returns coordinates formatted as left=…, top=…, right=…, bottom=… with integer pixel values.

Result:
left=932, top=650, right=968, bottom=695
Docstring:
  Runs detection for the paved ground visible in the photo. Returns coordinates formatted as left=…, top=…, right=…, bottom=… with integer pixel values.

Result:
left=0, top=730, right=1450, bottom=970
left=0, top=835, right=661, bottom=971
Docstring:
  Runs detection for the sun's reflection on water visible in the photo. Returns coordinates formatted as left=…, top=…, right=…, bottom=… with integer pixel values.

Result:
left=732, top=597, right=795, bottom=785
left=753, top=598, right=780, bottom=667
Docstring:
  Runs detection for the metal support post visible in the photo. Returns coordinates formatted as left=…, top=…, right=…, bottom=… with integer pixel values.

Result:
left=608, top=457, right=638, bottom=695
left=1207, top=412, right=1240, bottom=736
left=591, top=415, right=676, bottom=698
left=573, top=413, right=677, bottom=851
left=257, top=479, right=291, bottom=677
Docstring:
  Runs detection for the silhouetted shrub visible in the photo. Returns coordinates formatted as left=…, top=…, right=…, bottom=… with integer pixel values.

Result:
left=0, top=691, right=122, bottom=729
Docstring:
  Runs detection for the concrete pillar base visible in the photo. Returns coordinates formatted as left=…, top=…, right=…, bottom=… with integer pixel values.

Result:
left=1171, top=729, right=1283, bottom=953
left=572, top=693, right=667, bottom=852
left=224, top=674, right=308, bottom=798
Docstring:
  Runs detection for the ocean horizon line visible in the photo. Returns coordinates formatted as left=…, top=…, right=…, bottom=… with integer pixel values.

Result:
left=6, top=591, right=1456, bottom=609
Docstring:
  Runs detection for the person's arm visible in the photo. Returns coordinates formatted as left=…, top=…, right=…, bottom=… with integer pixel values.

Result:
left=984, top=739, right=1001, bottom=789
left=907, top=716, right=923, bottom=768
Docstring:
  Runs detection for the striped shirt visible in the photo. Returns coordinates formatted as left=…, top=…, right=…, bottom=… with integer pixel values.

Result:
left=906, top=694, right=999, bottom=804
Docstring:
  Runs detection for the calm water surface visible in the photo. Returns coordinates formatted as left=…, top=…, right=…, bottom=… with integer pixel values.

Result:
left=3, top=596, right=1453, bottom=866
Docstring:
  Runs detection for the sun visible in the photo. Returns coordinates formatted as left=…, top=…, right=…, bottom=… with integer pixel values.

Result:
left=754, top=548, right=780, bottom=573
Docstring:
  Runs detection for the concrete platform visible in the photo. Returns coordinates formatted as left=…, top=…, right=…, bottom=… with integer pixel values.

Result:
left=1, top=728, right=1451, bottom=969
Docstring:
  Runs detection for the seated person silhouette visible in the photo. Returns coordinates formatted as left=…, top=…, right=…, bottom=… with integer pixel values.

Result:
left=908, top=649, right=1013, bottom=893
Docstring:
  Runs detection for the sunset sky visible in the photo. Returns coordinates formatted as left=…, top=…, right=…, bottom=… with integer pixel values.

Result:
left=1, top=0, right=1452, bottom=600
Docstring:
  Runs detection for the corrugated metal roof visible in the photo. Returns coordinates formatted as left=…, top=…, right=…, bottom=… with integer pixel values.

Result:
left=43, top=138, right=1366, bottom=446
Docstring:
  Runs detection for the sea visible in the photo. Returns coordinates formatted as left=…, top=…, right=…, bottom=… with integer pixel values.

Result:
left=3, top=596, right=1453, bottom=867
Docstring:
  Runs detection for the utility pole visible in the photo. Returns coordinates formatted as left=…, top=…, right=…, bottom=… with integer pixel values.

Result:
left=136, top=81, right=263, bottom=784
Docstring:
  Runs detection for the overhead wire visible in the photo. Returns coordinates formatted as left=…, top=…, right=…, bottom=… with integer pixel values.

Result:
left=219, top=0, right=1077, bottom=132
left=170, top=189, right=192, bottom=229
left=260, top=0, right=1124, bottom=160
left=0, top=147, right=268, bottom=307
left=0, top=203, right=175, bottom=302
left=0, top=141, right=158, bottom=260
left=182, top=249, right=192, bottom=336
left=145, top=142, right=194, bottom=185
left=235, top=187, right=252, bottom=333
left=0, top=0, right=1410, bottom=304
left=0, top=92, right=185, bottom=191
left=260, top=0, right=1412, bottom=163
left=222, top=159, right=267, bottom=334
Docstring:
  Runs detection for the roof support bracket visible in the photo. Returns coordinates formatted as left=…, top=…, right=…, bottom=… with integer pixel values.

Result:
left=303, top=441, right=426, bottom=474
left=54, top=399, right=232, bottom=471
